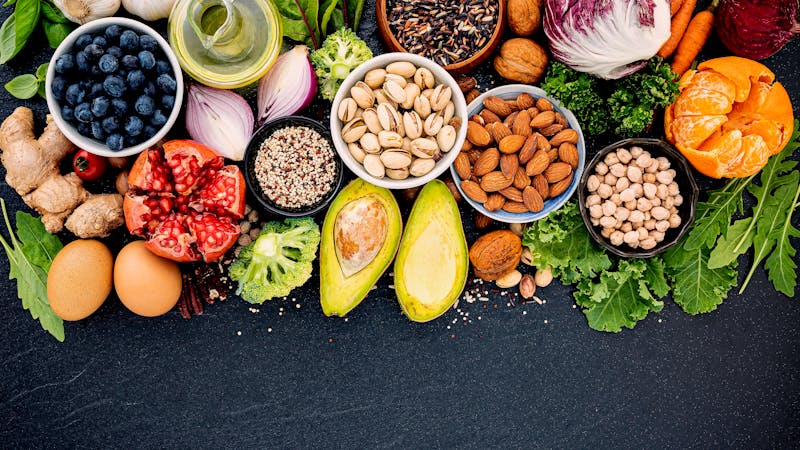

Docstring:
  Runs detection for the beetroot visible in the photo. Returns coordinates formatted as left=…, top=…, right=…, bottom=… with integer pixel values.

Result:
left=716, top=0, right=800, bottom=60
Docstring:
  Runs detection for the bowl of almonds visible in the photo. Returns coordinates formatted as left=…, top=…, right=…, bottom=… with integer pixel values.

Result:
left=450, top=84, right=585, bottom=223
left=330, top=52, right=468, bottom=189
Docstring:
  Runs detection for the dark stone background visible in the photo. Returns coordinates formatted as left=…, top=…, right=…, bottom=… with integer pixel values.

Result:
left=1, top=1, right=798, bottom=448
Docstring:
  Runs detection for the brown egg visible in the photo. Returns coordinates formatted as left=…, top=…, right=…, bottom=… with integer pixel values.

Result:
left=114, top=241, right=182, bottom=317
left=48, top=239, right=114, bottom=321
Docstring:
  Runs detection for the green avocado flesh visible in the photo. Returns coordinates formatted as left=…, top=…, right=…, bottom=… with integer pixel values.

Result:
left=394, top=180, right=468, bottom=322
left=320, top=179, right=402, bottom=317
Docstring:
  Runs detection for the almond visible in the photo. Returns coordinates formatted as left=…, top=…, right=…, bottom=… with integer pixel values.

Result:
left=548, top=172, right=573, bottom=197
left=530, top=110, right=555, bottom=129
left=558, top=142, right=579, bottom=169
left=462, top=180, right=488, bottom=203
left=480, top=171, right=514, bottom=192
left=480, top=109, right=501, bottom=124
left=483, top=96, right=512, bottom=117
left=516, top=92, right=535, bottom=110
left=533, top=132, right=551, bottom=152
left=547, top=148, right=559, bottom=162
left=467, top=148, right=482, bottom=164
left=533, top=174, right=549, bottom=199
left=484, top=193, right=506, bottom=212
left=513, top=167, right=531, bottom=189
left=475, top=212, right=493, bottom=229
left=536, top=97, right=554, bottom=111
left=525, top=150, right=550, bottom=176
left=540, top=123, right=564, bottom=137
left=467, top=121, right=492, bottom=146
left=488, top=122, right=512, bottom=144
left=526, top=107, right=539, bottom=118
left=518, top=133, right=538, bottom=164
left=523, top=186, right=544, bottom=212
left=502, top=201, right=528, bottom=213
left=512, top=110, right=532, bottom=137
left=543, top=162, right=572, bottom=183
left=473, top=147, right=500, bottom=176
left=465, top=89, right=481, bottom=104
left=499, top=134, right=526, bottom=154
left=499, top=186, right=524, bottom=202
left=505, top=99, right=520, bottom=112
left=503, top=111, right=519, bottom=128
left=461, top=139, right=473, bottom=152
left=471, top=114, right=485, bottom=126
left=554, top=112, right=568, bottom=127
left=454, top=152, right=472, bottom=180
left=500, top=153, right=519, bottom=178
left=550, top=128, right=579, bottom=146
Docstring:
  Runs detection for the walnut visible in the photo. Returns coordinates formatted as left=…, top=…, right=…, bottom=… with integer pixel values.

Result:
left=493, top=38, right=548, bottom=84
left=507, top=0, right=542, bottom=37
left=468, top=230, right=523, bottom=281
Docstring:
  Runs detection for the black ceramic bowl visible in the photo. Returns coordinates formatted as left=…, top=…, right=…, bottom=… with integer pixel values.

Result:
left=578, top=138, right=699, bottom=258
left=244, top=116, right=344, bottom=217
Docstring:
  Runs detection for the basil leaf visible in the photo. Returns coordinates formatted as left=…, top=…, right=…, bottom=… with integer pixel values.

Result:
left=0, top=14, right=18, bottom=64
left=12, top=0, right=40, bottom=51
left=42, top=19, right=71, bottom=49
left=5, top=73, right=39, bottom=99
left=41, top=1, right=70, bottom=24
left=36, top=62, right=48, bottom=81
left=37, top=80, right=46, bottom=98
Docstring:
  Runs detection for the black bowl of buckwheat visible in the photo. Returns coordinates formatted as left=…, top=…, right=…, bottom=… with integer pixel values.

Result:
left=244, top=116, right=344, bottom=217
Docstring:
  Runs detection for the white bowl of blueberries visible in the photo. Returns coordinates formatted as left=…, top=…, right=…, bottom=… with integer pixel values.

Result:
left=45, top=17, right=183, bottom=157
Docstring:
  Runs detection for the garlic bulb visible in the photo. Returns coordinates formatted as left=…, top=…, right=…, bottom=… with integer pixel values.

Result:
left=53, top=0, right=121, bottom=24
left=122, top=0, right=178, bottom=21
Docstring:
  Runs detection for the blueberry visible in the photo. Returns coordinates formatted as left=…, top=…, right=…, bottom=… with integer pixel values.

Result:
left=54, top=54, right=75, bottom=74
left=61, top=105, right=75, bottom=122
left=51, top=76, right=68, bottom=100
left=90, top=65, right=104, bottom=79
left=106, top=134, right=124, bottom=151
left=143, top=125, right=158, bottom=139
left=150, top=109, right=167, bottom=127
left=65, top=83, right=85, bottom=106
left=77, top=122, right=92, bottom=137
left=138, top=51, right=155, bottom=70
left=107, top=46, right=123, bottom=59
left=84, top=44, right=104, bottom=60
left=102, top=116, right=120, bottom=133
left=143, top=81, right=157, bottom=97
left=111, top=98, right=128, bottom=115
left=75, top=103, right=93, bottom=123
left=125, top=134, right=141, bottom=147
left=125, top=116, right=144, bottom=136
left=98, top=54, right=118, bottom=73
left=120, top=54, right=139, bottom=69
left=139, top=34, right=158, bottom=52
left=91, top=96, right=110, bottom=117
left=89, top=82, right=105, bottom=99
left=91, top=121, right=106, bottom=140
left=92, top=36, right=107, bottom=48
left=105, top=25, right=123, bottom=42
left=135, top=95, right=156, bottom=116
left=160, top=94, right=175, bottom=110
left=75, top=34, right=93, bottom=50
left=126, top=70, right=146, bottom=90
left=156, top=74, right=176, bottom=94
left=103, top=75, right=126, bottom=97
left=155, top=60, right=171, bottom=75
left=120, top=30, right=139, bottom=52
left=75, top=52, right=90, bottom=72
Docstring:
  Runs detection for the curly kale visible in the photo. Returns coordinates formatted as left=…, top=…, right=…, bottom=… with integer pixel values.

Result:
left=541, top=61, right=609, bottom=135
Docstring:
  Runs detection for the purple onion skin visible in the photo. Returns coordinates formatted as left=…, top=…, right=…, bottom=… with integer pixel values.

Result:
left=717, top=0, right=800, bottom=60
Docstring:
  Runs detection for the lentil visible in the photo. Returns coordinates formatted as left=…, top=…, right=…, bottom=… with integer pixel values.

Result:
left=254, top=126, right=337, bottom=210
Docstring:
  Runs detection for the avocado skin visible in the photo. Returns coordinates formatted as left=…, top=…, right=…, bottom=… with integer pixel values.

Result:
left=319, top=179, right=402, bottom=317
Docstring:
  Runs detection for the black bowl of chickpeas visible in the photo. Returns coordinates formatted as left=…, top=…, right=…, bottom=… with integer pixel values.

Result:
left=578, top=138, right=699, bottom=258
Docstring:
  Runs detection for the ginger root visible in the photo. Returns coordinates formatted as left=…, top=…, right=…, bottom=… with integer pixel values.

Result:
left=0, top=107, right=124, bottom=238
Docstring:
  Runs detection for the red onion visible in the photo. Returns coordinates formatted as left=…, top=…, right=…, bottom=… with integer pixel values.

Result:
left=256, top=45, right=317, bottom=125
left=185, top=84, right=254, bottom=161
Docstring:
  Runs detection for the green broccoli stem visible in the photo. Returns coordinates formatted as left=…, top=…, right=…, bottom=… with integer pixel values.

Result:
left=331, top=62, right=351, bottom=79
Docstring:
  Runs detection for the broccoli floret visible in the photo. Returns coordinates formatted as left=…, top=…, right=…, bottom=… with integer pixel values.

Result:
left=310, top=28, right=373, bottom=101
left=229, top=217, right=320, bottom=304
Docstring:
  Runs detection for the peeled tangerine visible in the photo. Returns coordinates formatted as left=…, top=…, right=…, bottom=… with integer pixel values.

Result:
left=664, top=56, right=794, bottom=178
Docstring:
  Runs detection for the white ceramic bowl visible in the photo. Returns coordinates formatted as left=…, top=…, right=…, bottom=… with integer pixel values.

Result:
left=450, top=85, right=586, bottom=223
left=45, top=17, right=184, bottom=158
left=329, top=52, right=467, bottom=190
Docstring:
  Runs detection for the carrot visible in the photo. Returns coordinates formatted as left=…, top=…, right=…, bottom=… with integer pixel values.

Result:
left=657, top=0, right=697, bottom=59
left=670, top=0, right=719, bottom=76
left=670, top=0, right=684, bottom=16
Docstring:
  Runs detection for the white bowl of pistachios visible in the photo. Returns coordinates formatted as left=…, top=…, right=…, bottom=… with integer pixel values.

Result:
left=330, top=53, right=468, bottom=189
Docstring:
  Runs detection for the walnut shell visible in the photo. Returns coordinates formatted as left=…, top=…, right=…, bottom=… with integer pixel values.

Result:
left=493, top=38, right=548, bottom=84
left=468, top=230, right=523, bottom=281
left=507, top=0, right=541, bottom=37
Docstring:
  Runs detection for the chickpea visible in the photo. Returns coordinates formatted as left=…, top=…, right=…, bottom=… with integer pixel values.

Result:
left=614, top=218, right=624, bottom=229
left=602, top=200, right=616, bottom=216
left=668, top=182, right=680, bottom=196
left=646, top=159, right=660, bottom=174
left=668, top=206, right=679, bottom=215
left=643, top=173, right=657, bottom=184
left=629, top=210, right=645, bottom=223
left=614, top=207, right=630, bottom=222
left=595, top=161, right=609, bottom=175
left=657, top=183, right=669, bottom=200
left=586, top=194, right=602, bottom=207
left=664, top=196, right=675, bottom=209
left=635, top=153, right=652, bottom=169
left=610, top=163, right=626, bottom=178
left=615, top=176, right=630, bottom=192
left=656, top=220, right=670, bottom=232
left=598, top=183, right=613, bottom=199
left=600, top=216, right=616, bottom=229
left=644, top=219, right=656, bottom=231
left=657, top=156, right=670, bottom=171
left=674, top=194, right=683, bottom=206
left=651, top=206, right=669, bottom=221
left=643, top=183, right=657, bottom=199
left=620, top=222, right=633, bottom=233
left=600, top=227, right=613, bottom=238
left=637, top=197, right=653, bottom=212
left=651, top=198, right=661, bottom=207
left=624, top=230, right=639, bottom=245
left=630, top=146, right=643, bottom=158
left=668, top=214, right=682, bottom=228
left=627, top=165, right=643, bottom=183
left=619, top=188, right=636, bottom=203
left=604, top=173, right=618, bottom=186
left=604, top=152, right=620, bottom=166
left=590, top=217, right=600, bottom=226
left=589, top=204, right=603, bottom=218
left=624, top=200, right=637, bottom=211
left=617, top=148, right=633, bottom=164
left=586, top=174, right=601, bottom=192
left=639, top=238, right=658, bottom=250
left=609, top=193, right=621, bottom=206
left=656, top=170, right=674, bottom=185
left=650, top=230, right=665, bottom=242
left=631, top=183, right=643, bottom=196
left=610, top=230, right=625, bottom=246
left=643, top=210, right=651, bottom=221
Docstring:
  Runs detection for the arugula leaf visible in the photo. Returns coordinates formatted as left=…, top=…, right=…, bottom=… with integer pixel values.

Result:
left=682, top=177, right=750, bottom=251
left=764, top=182, right=800, bottom=296
left=708, top=217, right=753, bottom=269
left=664, top=244, right=737, bottom=315
left=4, top=73, right=38, bottom=98
left=0, top=199, right=64, bottom=342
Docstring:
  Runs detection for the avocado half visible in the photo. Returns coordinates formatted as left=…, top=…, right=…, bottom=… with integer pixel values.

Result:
left=394, top=180, right=469, bottom=322
left=320, top=179, right=402, bottom=317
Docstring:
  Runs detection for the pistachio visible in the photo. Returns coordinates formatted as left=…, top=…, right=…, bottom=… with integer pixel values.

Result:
left=403, top=111, right=424, bottom=140
left=410, top=137, right=438, bottom=158
left=519, top=274, right=536, bottom=299
left=430, top=84, right=453, bottom=111
left=337, top=98, right=358, bottom=123
left=383, top=79, right=407, bottom=104
left=386, top=167, right=410, bottom=180
left=341, top=118, right=367, bottom=143
left=401, top=137, right=412, bottom=152
left=362, top=108, right=383, bottom=135
left=509, top=223, right=525, bottom=237
left=386, top=61, right=417, bottom=78
left=414, top=67, right=435, bottom=90
left=350, top=81, right=375, bottom=109
left=364, top=69, right=387, bottom=89
left=359, top=132, right=381, bottom=154
left=378, top=130, right=403, bottom=148
left=520, top=247, right=533, bottom=265
left=534, top=267, right=553, bottom=287
left=496, top=269, right=523, bottom=289
left=442, top=101, right=455, bottom=125
left=423, top=112, right=444, bottom=136
left=436, top=125, right=456, bottom=153
left=421, top=88, right=434, bottom=101
left=376, top=103, right=402, bottom=133
left=348, top=142, right=366, bottom=164
left=363, top=154, right=385, bottom=179
left=414, top=95, right=432, bottom=119
left=401, top=83, right=421, bottom=110
left=380, top=150, right=413, bottom=169
left=374, top=90, right=398, bottom=108
left=384, top=73, right=408, bottom=88
left=409, top=157, right=436, bottom=177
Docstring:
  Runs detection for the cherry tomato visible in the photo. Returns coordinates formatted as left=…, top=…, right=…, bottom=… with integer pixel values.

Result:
left=72, top=150, right=107, bottom=181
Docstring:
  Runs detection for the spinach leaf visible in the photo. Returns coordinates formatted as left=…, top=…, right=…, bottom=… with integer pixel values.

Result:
left=274, top=0, right=321, bottom=49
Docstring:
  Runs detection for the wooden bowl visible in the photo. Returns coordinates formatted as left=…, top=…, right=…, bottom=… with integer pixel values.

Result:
left=375, top=0, right=506, bottom=74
